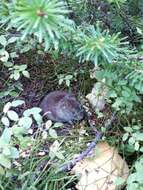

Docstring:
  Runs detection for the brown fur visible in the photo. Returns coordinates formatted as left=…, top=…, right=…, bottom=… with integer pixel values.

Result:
left=39, top=91, right=85, bottom=124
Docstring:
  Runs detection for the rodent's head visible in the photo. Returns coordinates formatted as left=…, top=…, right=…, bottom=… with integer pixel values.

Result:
left=39, top=91, right=85, bottom=124
left=64, top=95, right=85, bottom=122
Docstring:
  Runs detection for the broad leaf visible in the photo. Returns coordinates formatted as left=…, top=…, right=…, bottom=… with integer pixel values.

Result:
left=1, top=116, right=10, bottom=127
left=0, top=154, right=11, bottom=169
left=18, top=117, right=32, bottom=129
left=11, top=100, right=25, bottom=107
left=3, top=102, right=12, bottom=113
left=0, top=35, right=7, bottom=46
left=7, top=110, right=19, bottom=121
left=0, top=128, right=12, bottom=145
left=10, top=147, right=19, bottom=158
left=49, top=128, right=58, bottom=139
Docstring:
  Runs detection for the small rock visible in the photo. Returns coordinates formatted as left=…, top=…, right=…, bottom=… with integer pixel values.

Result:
left=86, top=82, right=108, bottom=111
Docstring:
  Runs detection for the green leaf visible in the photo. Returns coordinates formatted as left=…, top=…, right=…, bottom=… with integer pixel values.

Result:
left=23, top=107, right=42, bottom=117
left=32, top=113, right=42, bottom=126
left=49, top=142, right=64, bottom=159
left=0, top=154, right=11, bottom=169
left=122, top=90, right=130, bottom=97
left=42, top=131, right=48, bottom=139
left=12, top=125, right=26, bottom=136
left=0, top=35, right=7, bottom=46
left=23, top=109, right=32, bottom=117
left=3, top=102, right=12, bottom=113
left=135, top=159, right=143, bottom=171
left=124, top=127, right=133, bottom=133
left=0, top=128, right=12, bottom=145
left=45, top=120, right=52, bottom=129
left=53, top=122, right=63, bottom=128
left=18, top=64, right=27, bottom=71
left=140, top=147, right=143, bottom=152
left=3, top=147, right=11, bottom=156
left=13, top=72, right=20, bottom=80
left=129, top=137, right=136, bottom=145
left=22, top=71, right=30, bottom=78
left=134, top=133, right=143, bottom=141
left=59, top=78, right=63, bottom=85
left=66, top=80, right=70, bottom=87
left=9, top=91, right=19, bottom=97
left=7, top=110, right=19, bottom=121
left=18, top=171, right=30, bottom=180
left=10, top=52, right=18, bottom=58
left=11, top=100, right=25, bottom=107
left=0, top=50, right=9, bottom=62
left=10, top=147, right=19, bottom=158
left=3, top=61, right=13, bottom=67
left=136, top=27, right=143, bottom=35
left=65, top=75, right=73, bottom=80
left=122, top=133, right=129, bottom=141
left=125, top=144, right=135, bottom=153
left=127, top=182, right=138, bottom=190
left=18, top=117, right=32, bottom=129
left=134, top=142, right=140, bottom=151
left=0, top=166, right=5, bottom=175
left=108, top=90, right=117, bottom=98
left=55, top=152, right=64, bottom=160
left=49, top=128, right=57, bottom=139
left=1, top=116, right=10, bottom=127
left=50, top=140, right=60, bottom=154
left=8, top=37, right=18, bottom=44
left=115, top=177, right=125, bottom=186
left=31, top=107, right=42, bottom=114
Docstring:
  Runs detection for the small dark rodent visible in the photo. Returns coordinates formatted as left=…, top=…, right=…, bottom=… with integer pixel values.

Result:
left=39, top=91, right=85, bottom=124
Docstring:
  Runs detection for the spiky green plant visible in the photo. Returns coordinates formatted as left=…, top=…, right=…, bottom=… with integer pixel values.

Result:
left=74, top=25, right=130, bottom=65
left=107, top=0, right=127, bottom=7
left=0, top=1, right=12, bottom=25
left=10, top=0, right=74, bottom=50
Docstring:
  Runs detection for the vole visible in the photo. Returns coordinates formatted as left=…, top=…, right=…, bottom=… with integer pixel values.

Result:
left=39, top=91, right=85, bottom=124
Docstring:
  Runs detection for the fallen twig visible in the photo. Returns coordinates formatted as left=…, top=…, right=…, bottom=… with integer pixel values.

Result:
left=58, top=112, right=116, bottom=173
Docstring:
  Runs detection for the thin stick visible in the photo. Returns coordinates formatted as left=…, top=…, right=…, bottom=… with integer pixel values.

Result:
left=58, top=112, right=116, bottom=173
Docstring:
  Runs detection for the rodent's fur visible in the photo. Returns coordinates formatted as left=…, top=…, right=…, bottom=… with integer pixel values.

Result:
left=39, top=91, right=85, bottom=124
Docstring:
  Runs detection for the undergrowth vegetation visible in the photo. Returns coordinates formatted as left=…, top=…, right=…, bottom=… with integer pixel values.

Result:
left=0, top=0, right=143, bottom=189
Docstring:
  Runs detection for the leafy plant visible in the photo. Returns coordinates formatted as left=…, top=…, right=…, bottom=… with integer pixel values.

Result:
left=74, top=24, right=129, bottom=65
left=0, top=34, right=30, bottom=79
left=93, top=65, right=141, bottom=113
left=58, top=73, right=77, bottom=87
left=122, top=123, right=143, bottom=152
left=0, top=82, right=23, bottom=99
left=107, top=0, right=127, bottom=7
left=0, top=100, right=42, bottom=172
left=0, top=0, right=11, bottom=25
left=9, top=64, right=30, bottom=80
left=0, top=33, right=30, bottom=102
left=127, top=157, right=143, bottom=190
left=0, top=35, right=11, bottom=63
left=126, top=61, right=143, bottom=94
left=1, top=0, right=143, bottom=189
left=10, top=0, right=74, bottom=50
